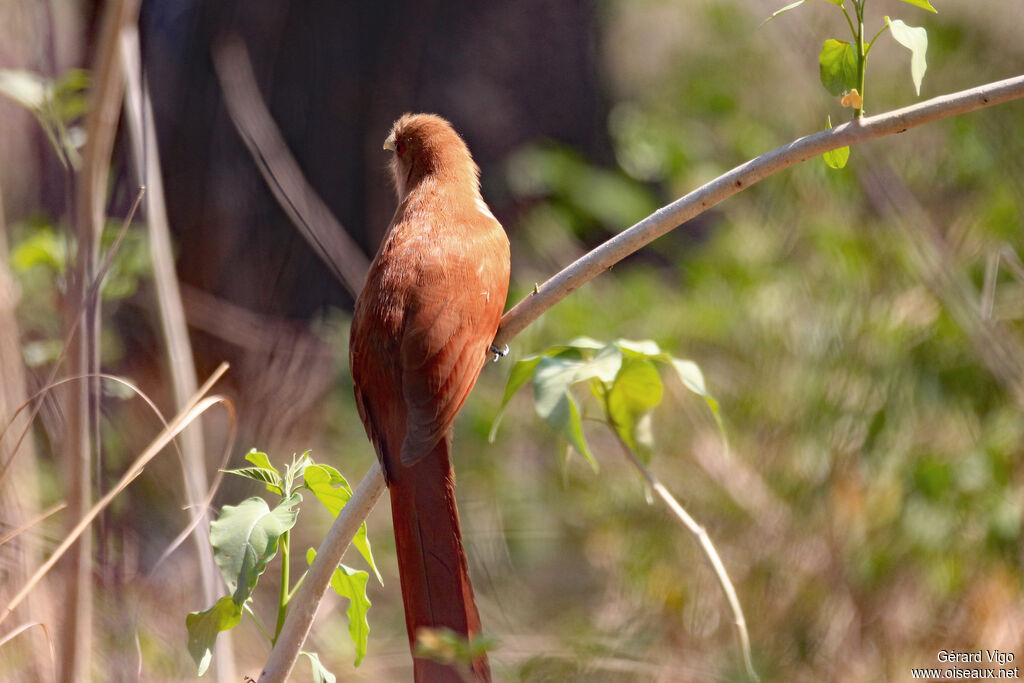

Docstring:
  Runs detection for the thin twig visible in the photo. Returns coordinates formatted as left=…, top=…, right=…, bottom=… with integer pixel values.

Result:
left=998, top=244, right=1024, bottom=284
left=0, top=621, right=57, bottom=682
left=492, top=73, right=1024, bottom=348
left=982, top=243, right=1024, bottom=321
left=2, top=372, right=176, bottom=464
left=982, top=250, right=999, bottom=319
left=0, top=186, right=144, bottom=487
left=610, top=429, right=757, bottom=682
left=0, top=502, right=67, bottom=549
left=211, top=35, right=370, bottom=298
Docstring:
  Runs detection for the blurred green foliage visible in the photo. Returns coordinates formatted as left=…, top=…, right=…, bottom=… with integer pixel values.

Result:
left=459, top=1, right=1024, bottom=680
left=8, top=219, right=151, bottom=366
left=0, top=67, right=89, bottom=168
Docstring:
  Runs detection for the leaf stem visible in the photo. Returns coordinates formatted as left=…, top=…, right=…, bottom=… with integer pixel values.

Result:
left=274, top=530, right=290, bottom=643
left=865, top=22, right=889, bottom=55
left=609, top=428, right=758, bottom=681
left=854, top=0, right=867, bottom=116
left=839, top=3, right=857, bottom=43
left=244, top=604, right=274, bottom=643
left=600, top=391, right=757, bottom=681
left=287, top=570, right=308, bottom=603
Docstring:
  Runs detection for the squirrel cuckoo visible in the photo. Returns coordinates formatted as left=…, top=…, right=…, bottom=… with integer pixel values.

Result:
left=349, top=113, right=510, bottom=681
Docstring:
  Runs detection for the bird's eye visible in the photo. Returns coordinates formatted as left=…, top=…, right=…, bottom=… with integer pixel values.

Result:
left=395, top=139, right=405, bottom=156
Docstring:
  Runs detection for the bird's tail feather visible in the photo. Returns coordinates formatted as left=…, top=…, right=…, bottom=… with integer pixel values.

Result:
left=387, top=438, right=490, bottom=682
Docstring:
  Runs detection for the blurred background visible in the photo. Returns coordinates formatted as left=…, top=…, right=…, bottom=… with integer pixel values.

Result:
left=1, top=0, right=1023, bottom=680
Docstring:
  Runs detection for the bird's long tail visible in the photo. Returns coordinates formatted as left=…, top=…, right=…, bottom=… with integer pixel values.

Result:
left=387, top=438, right=490, bottom=682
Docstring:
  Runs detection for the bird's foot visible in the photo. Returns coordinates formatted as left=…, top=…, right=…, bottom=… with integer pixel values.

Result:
left=489, top=343, right=510, bottom=362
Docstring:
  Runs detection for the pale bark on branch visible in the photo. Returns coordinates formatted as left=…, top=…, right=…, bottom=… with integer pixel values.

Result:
left=493, top=73, right=1024, bottom=346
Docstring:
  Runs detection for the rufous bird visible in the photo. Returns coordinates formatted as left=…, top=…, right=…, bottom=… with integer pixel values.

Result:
left=349, top=113, right=510, bottom=682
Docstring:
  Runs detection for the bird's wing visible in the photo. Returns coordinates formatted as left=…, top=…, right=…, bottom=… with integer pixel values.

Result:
left=398, top=224, right=507, bottom=466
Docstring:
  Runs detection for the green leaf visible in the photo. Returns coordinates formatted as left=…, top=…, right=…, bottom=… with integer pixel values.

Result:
left=886, top=17, right=929, bottom=96
left=823, top=145, right=850, bottom=169
left=534, top=358, right=596, bottom=469
left=349, top=526, right=381, bottom=582
left=819, top=144, right=851, bottom=167
left=670, top=358, right=727, bottom=445
left=822, top=115, right=850, bottom=169
left=607, top=356, right=664, bottom=459
left=509, top=339, right=730, bottom=469
left=819, top=39, right=859, bottom=96
left=186, top=596, right=241, bottom=676
left=209, top=494, right=301, bottom=604
left=300, top=651, right=337, bottom=683
left=616, top=338, right=664, bottom=358
left=304, top=464, right=382, bottom=584
left=303, top=464, right=353, bottom=514
left=222, top=466, right=284, bottom=493
left=490, top=338, right=620, bottom=442
left=10, top=227, right=65, bottom=273
left=532, top=347, right=624, bottom=469
left=565, top=336, right=608, bottom=352
left=0, top=68, right=85, bottom=168
left=282, top=451, right=313, bottom=494
left=239, top=449, right=283, bottom=495
left=899, top=0, right=937, bottom=12
left=51, top=68, right=90, bottom=122
left=245, top=449, right=279, bottom=473
left=671, top=359, right=710, bottom=399
left=587, top=343, right=627, bottom=383
left=763, top=0, right=806, bottom=24
left=22, top=340, right=63, bottom=367
left=0, top=69, right=47, bottom=110
left=309, top=549, right=371, bottom=666
left=489, top=355, right=543, bottom=441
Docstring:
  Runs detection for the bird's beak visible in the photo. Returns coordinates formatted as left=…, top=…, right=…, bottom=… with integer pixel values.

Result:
left=383, top=133, right=396, bottom=152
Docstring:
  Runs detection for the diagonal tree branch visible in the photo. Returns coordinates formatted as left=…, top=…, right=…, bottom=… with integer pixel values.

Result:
left=258, top=72, right=1024, bottom=683
left=492, top=73, right=1024, bottom=347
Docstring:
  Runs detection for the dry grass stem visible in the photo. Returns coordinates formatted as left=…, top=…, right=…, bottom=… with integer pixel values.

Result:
left=0, top=363, right=231, bottom=626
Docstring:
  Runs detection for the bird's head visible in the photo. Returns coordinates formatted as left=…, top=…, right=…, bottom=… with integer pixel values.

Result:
left=383, top=113, right=480, bottom=201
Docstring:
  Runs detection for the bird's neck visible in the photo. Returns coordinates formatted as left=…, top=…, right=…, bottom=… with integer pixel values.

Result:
left=398, top=170, right=483, bottom=210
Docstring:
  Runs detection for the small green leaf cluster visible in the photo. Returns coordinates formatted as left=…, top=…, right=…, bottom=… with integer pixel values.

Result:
left=12, top=220, right=152, bottom=303
left=8, top=220, right=152, bottom=367
left=0, top=68, right=89, bottom=169
left=767, top=0, right=935, bottom=168
left=491, top=338, right=721, bottom=468
left=186, top=449, right=380, bottom=679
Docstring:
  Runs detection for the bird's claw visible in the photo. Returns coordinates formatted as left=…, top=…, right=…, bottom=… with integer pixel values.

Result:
left=489, top=343, right=510, bottom=363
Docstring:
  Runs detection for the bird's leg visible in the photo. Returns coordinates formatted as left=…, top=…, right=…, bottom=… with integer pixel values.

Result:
left=488, top=343, right=510, bottom=363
